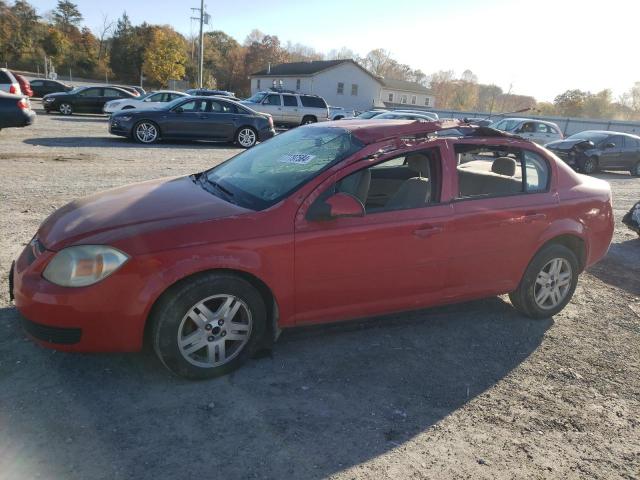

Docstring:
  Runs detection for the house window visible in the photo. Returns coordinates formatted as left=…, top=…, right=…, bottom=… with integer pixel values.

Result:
left=351, top=84, right=358, bottom=96
left=337, top=82, right=344, bottom=95
left=400, top=95, right=408, bottom=104
left=425, top=97, right=430, bottom=106
left=411, top=95, right=417, bottom=105
left=296, top=79, right=300, bottom=90
left=388, top=93, right=394, bottom=102
left=257, top=79, right=261, bottom=89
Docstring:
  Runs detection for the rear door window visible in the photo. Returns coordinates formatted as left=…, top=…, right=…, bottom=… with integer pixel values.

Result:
left=0, top=70, right=13, bottom=83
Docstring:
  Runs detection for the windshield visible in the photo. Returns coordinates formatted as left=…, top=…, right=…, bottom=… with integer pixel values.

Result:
left=203, top=127, right=364, bottom=210
left=567, top=131, right=609, bottom=143
left=137, top=92, right=154, bottom=101
left=357, top=111, right=385, bottom=119
left=69, top=86, right=83, bottom=94
left=160, top=97, right=187, bottom=110
left=244, top=92, right=267, bottom=103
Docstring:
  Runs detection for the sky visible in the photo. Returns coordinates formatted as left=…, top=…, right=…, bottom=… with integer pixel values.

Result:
left=25, top=0, right=640, bottom=102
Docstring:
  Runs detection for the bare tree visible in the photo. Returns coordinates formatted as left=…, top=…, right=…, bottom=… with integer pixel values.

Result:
left=96, top=12, right=114, bottom=61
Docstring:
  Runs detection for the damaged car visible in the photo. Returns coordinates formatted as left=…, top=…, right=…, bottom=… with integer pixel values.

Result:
left=10, top=119, right=614, bottom=379
left=546, top=130, right=640, bottom=176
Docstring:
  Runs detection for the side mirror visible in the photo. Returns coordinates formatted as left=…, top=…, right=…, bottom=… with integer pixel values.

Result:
left=308, top=192, right=365, bottom=221
left=174, top=106, right=183, bottom=113
left=604, top=142, right=616, bottom=149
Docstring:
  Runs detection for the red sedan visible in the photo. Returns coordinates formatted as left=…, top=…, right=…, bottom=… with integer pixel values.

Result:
left=10, top=120, right=614, bottom=379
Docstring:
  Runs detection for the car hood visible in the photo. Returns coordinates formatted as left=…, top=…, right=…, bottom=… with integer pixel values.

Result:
left=42, top=91, right=69, bottom=99
left=38, top=176, right=252, bottom=251
left=545, top=138, right=594, bottom=150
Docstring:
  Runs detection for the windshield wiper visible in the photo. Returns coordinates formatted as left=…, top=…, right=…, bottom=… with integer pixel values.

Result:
left=197, top=175, right=236, bottom=203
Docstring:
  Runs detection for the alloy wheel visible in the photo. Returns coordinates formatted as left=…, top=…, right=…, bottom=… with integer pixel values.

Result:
left=177, top=294, right=253, bottom=368
left=135, top=122, right=158, bottom=143
left=59, top=103, right=72, bottom=115
left=533, top=258, right=573, bottom=310
left=237, top=128, right=256, bottom=147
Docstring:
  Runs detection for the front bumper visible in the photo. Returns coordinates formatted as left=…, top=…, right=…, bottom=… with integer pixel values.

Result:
left=108, top=118, right=132, bottom=137
left=11, top=243, right=149, bottom=352
left=259, top=127, right=276, bottom=142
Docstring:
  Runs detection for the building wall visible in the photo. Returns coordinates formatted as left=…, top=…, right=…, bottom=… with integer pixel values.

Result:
left=380, top=88, right=435, bottom=108
left=251, top=63, right=382, bottom=112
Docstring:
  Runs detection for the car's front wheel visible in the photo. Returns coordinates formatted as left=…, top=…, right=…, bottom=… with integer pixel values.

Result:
left=630, top=160, right=640, bottom=177
left=509, top=244, right=579, bottom=319
left=59, top=103, right=73, bottom=115
left=133, top=121, right=159, bottom=144
left=151, top=273, right=266, bottom=379
left=581, top=156, right=598, bottom=174
left=236, top=127, right=257, bottom=148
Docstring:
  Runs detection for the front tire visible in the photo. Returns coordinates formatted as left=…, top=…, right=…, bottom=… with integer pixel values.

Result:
left=59, top=103, right=73, bottom=115
left=581, top=156, right=598, bottom=174
left=630, top=160, right=640, bottom=177
left=133, top=121, right=160, bottom=144
left=151, top=273, right=267, bottom=379
left=236, top=127, right=257, bottom=148
left=509, top=244, right=579, bottom=319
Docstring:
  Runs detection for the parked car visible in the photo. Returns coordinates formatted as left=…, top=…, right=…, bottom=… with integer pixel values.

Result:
left=109, top=96, right=275, bottom=147
left=43, top=86, right=136, bottom=115
left=186, top=88, right=234, bottom=97
left=329, top=106, right=354, bottom=120
left=354, top=109, right=388, bottom=119
left=10, top=119, right=614, bottom=379
left=545, top=130, right=640, bottom=176
left=0, top=68, right=21, bottom=95
left=28, top=79, right=73, bottom=98
left=373, top=111, right=438, bottom=121
left=0, top=91, right=36, bottom=131
left=490, top=118, right=563, bottom=145
left=242, top=91, right=329, bottom=126
left=104, top=90, right=189, bottom=114
left=395, top=109, right=439, bottom=120
left=11, top=72, right=33, bottom=97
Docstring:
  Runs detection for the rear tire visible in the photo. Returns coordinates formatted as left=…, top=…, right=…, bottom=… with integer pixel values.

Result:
left=509, top=244, right=579, bottom=319
left=236, top=126, right=257, bottom=148
left=301, top=115, right=317, bottom=125
left=630, top=160, right=640, bottom=177
left=151, top=273, right=267, bottom=379
left=582, top=156, right=598, bottom=174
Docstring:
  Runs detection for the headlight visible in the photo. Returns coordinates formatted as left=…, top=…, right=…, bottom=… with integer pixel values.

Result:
left=43, top=245, right=129, bottom=287
left=118, top=115, right=133, bottom=122
left=44, top=97, right=54, bottom=103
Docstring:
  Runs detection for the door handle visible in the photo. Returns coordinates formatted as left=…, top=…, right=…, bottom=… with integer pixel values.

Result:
left=413, top=225, right=442, bottom=238
left=523, top=213, right=546, bottom=223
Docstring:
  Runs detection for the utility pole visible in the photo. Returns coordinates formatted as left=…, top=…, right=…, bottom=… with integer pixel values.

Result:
left=191, top=2, right=208, bottom=88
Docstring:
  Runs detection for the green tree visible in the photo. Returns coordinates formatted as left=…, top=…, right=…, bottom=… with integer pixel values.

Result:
left=554, top=89, right=588, bottom=117
left=52, top=0, right=82, bottom=33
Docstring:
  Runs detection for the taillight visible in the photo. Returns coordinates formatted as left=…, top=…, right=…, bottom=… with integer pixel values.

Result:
left=9, top=84, right=17, bottom=94
left=17, top=98, right=29, bottom=110
left=268, top=115, right=274, bottom=128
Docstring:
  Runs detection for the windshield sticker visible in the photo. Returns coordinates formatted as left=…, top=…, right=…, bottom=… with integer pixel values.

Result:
left=278, top=153, right=316, bottom=165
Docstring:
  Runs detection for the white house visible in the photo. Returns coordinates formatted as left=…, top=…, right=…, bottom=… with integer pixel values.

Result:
left=250, top=59, right=435, bottom=112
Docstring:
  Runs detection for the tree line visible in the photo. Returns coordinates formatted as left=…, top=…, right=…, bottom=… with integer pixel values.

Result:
left=2, top=0, right=640, bottom=120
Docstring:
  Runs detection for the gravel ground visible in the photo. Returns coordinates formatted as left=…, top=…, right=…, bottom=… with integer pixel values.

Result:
left=0, top=105, right=639, bottom=480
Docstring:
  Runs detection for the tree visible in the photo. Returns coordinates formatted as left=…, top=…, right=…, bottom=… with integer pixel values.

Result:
left=52, top=0, right=82, bottom=33
left=554, top=89, right=588, bottom=117
left=143, top=27, right=187, bottom=87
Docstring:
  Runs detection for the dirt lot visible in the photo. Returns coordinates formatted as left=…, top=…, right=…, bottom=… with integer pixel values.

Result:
left=0, top=105, right=639, bottom=480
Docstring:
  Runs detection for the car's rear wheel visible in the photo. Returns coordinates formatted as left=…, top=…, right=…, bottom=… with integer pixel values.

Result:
left=59, top=103, right=73, bottom=115
left=301, top=115, right=317, bottom=125
left=133, top=121, right=159, bottom=144
left=151, top=273, right=266, bottom=379
left=582, top=156, right=598, bottom=174
left=630, top=160, right=640, bottom=177
left=236, top=127, right=257, bottom=148
left=509, top=244, right=579, bottom=319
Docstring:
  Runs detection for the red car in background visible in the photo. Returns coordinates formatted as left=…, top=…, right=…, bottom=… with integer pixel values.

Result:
left=10, top=120, right=614, bottom=379
left=10, top=72, right=33, bottom=97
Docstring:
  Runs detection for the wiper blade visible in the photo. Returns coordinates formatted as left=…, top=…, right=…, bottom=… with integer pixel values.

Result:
left=197, top=175, right=236, bottom=204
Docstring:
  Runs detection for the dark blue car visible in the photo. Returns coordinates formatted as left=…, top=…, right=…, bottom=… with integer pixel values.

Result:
left=109, top=96, right=275, bottom=148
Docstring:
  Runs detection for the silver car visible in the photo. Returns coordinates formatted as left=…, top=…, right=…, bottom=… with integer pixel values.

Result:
left=490, top=118, right=563, bottom=145
left=104, top=90, right=189, bottom=114
left=0, top=68, right=21, bottom=95
left=242, top=91, right=329, bottom=127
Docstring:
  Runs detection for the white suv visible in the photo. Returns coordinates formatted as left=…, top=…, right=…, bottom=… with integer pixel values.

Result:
left=242, top=91, right=329, bottom=127
left=0, top=68, right=21, bottom=95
